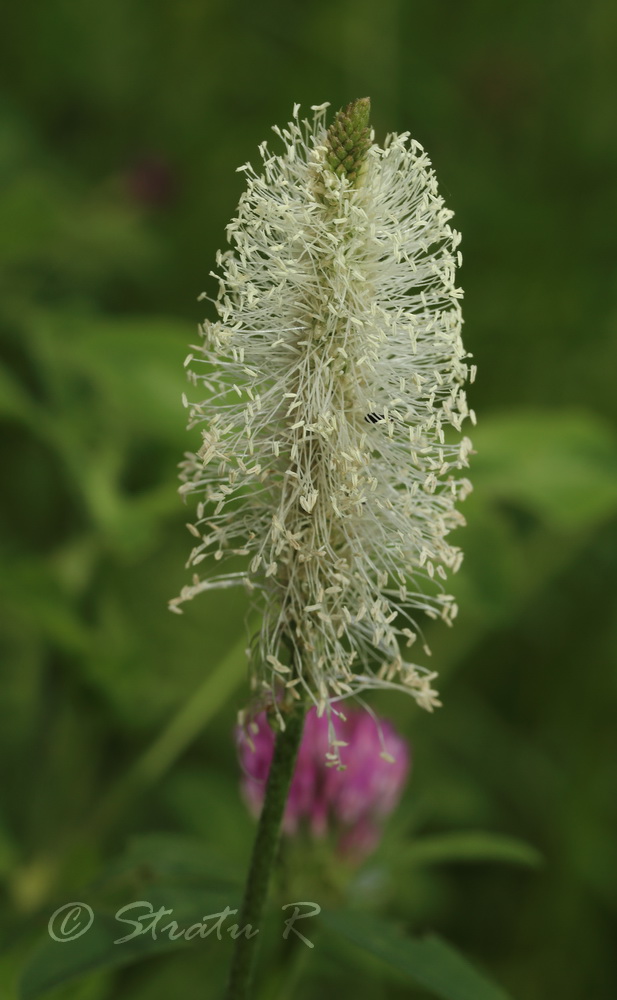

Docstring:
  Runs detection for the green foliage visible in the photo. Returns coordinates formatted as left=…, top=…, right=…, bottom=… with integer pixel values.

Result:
left=397, top=831, right=542, bottom=870
left=322, top=911, right=511, bottom=999
left=1, top=1, right=616, bottom=998
left=18, top=836, right=241, bottom=999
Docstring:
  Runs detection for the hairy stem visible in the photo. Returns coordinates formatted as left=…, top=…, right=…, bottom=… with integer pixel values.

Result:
left=224, top=704, right=305, bottom=1000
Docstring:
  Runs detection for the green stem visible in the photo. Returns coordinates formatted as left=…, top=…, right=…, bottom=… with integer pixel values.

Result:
left=224, top=705, right=306, bottom=1000
left=89, top=628, right=252, bottom=835
left=9, top=633, right=251, bottom=914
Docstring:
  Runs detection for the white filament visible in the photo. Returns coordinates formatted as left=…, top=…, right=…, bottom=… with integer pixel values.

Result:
left=171, top=104, right=473, bottom=719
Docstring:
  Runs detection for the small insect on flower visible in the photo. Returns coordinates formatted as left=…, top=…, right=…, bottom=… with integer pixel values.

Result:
left=171, top=99, right=474, bottom=734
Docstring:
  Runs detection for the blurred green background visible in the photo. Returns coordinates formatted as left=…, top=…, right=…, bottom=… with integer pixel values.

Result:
left=1, top=1, right=616, bottom=998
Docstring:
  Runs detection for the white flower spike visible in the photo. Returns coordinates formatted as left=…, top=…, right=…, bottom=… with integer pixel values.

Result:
left=171, top=99, right=473, bottom=721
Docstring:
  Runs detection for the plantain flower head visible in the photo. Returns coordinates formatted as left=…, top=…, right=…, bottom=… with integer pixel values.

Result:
left=171, top=99, right=474, bottom=727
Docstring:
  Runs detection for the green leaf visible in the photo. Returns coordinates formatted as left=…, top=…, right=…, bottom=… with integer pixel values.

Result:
left=18, top=835, right=243, bottom=1000
left=19, top=833, right=246, bottom=998
left=428, top=409, right=617, bottom=670
left=19, top=884, right=240, bottom=1000
left=0, top=558, right=90, bottom=654
left=163, top=769, right=252, bottom=863
left=103, top=833, right=242, bottom=889
left=471, top=410, right=617, bottom=530
left=399, top=831, right=542, bottom=869
left=47, top=311, right=191, bottom=441
left=322, top=910, right=513, bottom=1000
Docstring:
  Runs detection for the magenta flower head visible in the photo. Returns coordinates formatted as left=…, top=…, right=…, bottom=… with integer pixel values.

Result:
left=236, top=706, right=410, bottom=860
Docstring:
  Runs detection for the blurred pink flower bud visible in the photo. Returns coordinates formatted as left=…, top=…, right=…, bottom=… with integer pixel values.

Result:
left=236, top=707, right=410, bottom=860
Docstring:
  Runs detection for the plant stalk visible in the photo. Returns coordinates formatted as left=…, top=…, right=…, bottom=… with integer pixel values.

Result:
left=224, top=704, right=305, bottom=1000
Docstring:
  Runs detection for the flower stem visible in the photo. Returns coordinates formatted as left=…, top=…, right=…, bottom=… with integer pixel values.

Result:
left=224, top=704, right=306, bottom=1000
